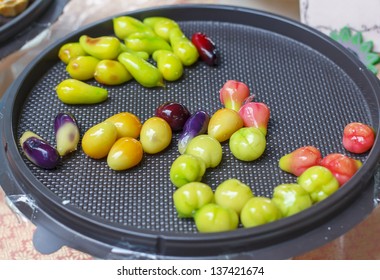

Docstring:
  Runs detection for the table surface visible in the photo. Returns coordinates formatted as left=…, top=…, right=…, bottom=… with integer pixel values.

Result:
left=1, top=0, right=379, bottom=260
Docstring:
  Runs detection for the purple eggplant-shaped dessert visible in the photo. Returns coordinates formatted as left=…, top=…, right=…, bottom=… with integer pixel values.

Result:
left=178, top=110, right=210, bottom=154
left=20, top=131, right=60, bottom=169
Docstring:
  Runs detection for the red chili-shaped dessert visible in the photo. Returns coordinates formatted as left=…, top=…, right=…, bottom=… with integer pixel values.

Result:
left=191, top=32, right=220, bottom=66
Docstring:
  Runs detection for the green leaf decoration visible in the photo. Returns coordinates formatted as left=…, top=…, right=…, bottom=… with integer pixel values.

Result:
left=360, top=41, right=374, bottom=53
left=330, top=26, right=379, bottom=75
left=351, top=32, right=362, bottom=45
left=367, top=64, right=378, bottom=74
left=339, top=27, right=352, bottom=43
left=330, top=30, right=339, bottom=41
left=367, top=53, right=380, bottom=65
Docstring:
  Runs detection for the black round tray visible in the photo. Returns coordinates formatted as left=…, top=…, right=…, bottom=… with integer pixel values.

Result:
left=0, top=4, right=379, bottom=259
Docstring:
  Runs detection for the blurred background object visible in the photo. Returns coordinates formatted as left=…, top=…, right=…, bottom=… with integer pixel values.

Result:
left=300, top=0, right=380, bottom=52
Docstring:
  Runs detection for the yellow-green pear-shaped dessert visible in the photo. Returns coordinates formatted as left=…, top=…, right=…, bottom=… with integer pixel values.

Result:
left=113, top=16, right=155, bottom=40
left=79, top=35, right=121, bottom=60
left=169, top=28, right=199, bottom=66
left=118, top=52, right=164, bottom=88
left=152, top=50, right=183, bottom=81
left=94, top=60, right=132, bottom=85
left=56, top=79, right=108, bottom=105
left=143, top=17, right=179, bottom=41
left=66, top=56, right=100, bottom=80
left=125, top=33, right=172, bottom=55
left=58, top=42, right=86, bottom=64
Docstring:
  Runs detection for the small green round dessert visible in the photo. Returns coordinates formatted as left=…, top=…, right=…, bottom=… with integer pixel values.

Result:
left=229, top=127, right=266, bottom=161
left=297, top=166, right=339, bottom=203
left=240, top=197, right=282, bottom=228
left=173, top=182, right=214, bottom=218
left=169, top=154, right=206, bottom=188
left=194, top=203, right=239, bottom=233
left=214, top=178, right=254, bottom=214
left=185, top=135, right=222, bottom=168
left=272, top=183, right=312, bottom=217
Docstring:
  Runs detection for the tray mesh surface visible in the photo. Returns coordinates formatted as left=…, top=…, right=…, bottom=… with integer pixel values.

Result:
left=16, top=20, right=371, bottom=233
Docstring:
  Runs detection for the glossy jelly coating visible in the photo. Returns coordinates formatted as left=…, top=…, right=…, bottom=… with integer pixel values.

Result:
left=279, top=146, right=322, bottom=177
left=56, top=79, right=108, bottom=105
left=297, top=166, right=339, bottom=203
left=155, top=102, right=190, bottom=132
left=139, top=117, right=172, bottom=154
left=191, top=32, right=220, bottom=66
left=169, top=28, right=199, bottom=66
left=54, top=112, right=80, bottom=156
left=219, top=80, right=250, bottom=111
left=185, top=135, right=222, bottom=168
left=214, top=179, right=254, bottom=215
left=58, top=42, right=86, bottom=64
left=178, top=111, right=210, bottom=154
left=81, top=121, right=118, bottom=159
left=118, top=52, right=164, bottom=88
left=342, top=122, right=375, bottom=154
left=143, top=17, right=179, bottom=41
left=20, top=131, right=60, bottom=169
left=272, top=183, right=312, bottom=217
left=125, top=32, right=172, bottom=54
left=94, top=60, right=132, bottom=85
left=173, top=182, right=214, bottom=218
left=229, top=127, right=266, bottom=161
left=107, top=137, right=143, bottom=171
left=152, top=50, right=183, bottom=82
left=240, top=197, right=282, bottom=228
left=113, top=16, right=155, bottom=40
left=169, top=154, right=206, bottom=188
left=79, top=35, right=121, bottom=60
left=208, top=108, right=243, bottom=142
left=238, top=102, right=270, bottom=136
left=66, top=56, right=100, bottom=81
left=105, top=112, right=142, bottom=139
left=194, top=203, right=239, bottom=233
left=320, top=153, right=362, bottom=186
left=119, top=43, right=150, bottom=60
